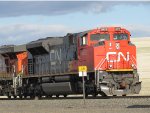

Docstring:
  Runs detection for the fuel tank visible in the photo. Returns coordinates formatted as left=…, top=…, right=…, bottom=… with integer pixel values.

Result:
left=41, top=82, right=73, bottom=95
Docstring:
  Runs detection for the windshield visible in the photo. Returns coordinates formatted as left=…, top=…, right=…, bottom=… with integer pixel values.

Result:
left=114, top=34, right=128, bottom=40
left=90, top=34, right=110, bottom=41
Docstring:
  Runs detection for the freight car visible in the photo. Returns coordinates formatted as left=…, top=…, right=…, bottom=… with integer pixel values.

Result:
left=0, top=27, right=141, bottom=98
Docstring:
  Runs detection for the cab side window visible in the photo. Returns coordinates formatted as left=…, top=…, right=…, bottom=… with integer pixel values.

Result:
left=80, top=35, right=88, bottom=46
left=90, top=34, right=110, bottom=41
left=114, top=34, right=128, bottom=40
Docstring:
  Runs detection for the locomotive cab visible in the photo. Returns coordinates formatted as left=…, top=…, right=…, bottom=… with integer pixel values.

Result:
left=78, top=27, right=141, bottom=96
left=79, top=27, right=136, bottom=70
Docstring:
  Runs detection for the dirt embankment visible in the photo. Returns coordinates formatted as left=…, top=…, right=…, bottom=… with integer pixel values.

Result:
left=131, top=38, right=150, bottom=95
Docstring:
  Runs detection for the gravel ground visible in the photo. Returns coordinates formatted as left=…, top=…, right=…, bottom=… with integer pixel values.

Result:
left=0, top=96, right=150, bottom=113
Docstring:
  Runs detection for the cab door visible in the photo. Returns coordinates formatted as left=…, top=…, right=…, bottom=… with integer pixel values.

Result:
left=77, top=33, right=94, bottom=72
left=78, top=34, right=89, bottom=67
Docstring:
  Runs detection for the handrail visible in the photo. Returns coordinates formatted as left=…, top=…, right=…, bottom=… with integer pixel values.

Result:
left=130, top=55, right=137, bottom=69
left=98, top=58, right=106, bottom=70
left=95, top=57, right=106, bottom=71
left=95, top=58, right=104, bottom=70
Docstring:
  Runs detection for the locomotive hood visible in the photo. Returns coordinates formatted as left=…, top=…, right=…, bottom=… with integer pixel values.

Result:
left=26, top=37, right=63, bottom=55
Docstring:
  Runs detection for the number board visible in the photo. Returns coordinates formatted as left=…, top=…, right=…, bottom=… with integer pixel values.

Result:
left=78, top=66, right=87, bottom=77
left=78, top=66, right=87, bottom=72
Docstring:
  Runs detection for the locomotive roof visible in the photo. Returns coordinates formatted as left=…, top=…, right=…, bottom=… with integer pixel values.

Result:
left=26, top=37, right=63, bottom=55
left=0, top=44, right=26, bottom=54
left=0, top=45, right=14, bottom=54
left=27, top=37, right=63, bottom=48
left=78, top=30, right=91, bottom=37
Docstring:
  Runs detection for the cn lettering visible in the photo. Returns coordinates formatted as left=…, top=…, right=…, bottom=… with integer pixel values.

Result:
left=106, top=52, right=129, bottom=62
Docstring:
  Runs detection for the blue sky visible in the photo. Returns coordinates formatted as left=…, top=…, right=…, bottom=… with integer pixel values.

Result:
left=0, top=1, right=150, bottom=45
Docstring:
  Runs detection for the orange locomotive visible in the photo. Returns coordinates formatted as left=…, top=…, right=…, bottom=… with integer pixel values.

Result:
left=16, top=52, right=28, bottom=75
left=70, top=27, right=140, bottom=96
left=0, top=27, right=141, bottom=98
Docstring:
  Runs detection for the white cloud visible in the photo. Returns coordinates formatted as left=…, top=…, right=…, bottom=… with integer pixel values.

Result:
left=0, top=24, right=75, bottom=45
left=0, top=1, right=149, bottom=17
left=121, top=25, right=150, bottom=38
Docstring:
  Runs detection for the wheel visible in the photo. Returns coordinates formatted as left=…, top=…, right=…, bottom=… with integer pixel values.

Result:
left=7, top=93, right=11, bottom=99
left=92, top=93, right=98, bottom=97
left=38, top=95, right=42, bottom=99
left=23, top=94, right=28, bottom=98
left=85, top=93, right=88, bottom=98
left=56, top=95, right=59, bottom=98
left=46, top=95, right=50, bottom=98
left=30, top=95, right=35, bottom=99
left=49, top=95, right=53, bottom=98
left=63, top=94, right=67, bottom=98
left=99, top=92, right=107, bottom=97
left=7, top=95, right=11, bottom=99
left=19, top=95, right=23, bottom=99
left=122, top=94, right=126, bottom=96
left=13, top=95, right=17, bottom=99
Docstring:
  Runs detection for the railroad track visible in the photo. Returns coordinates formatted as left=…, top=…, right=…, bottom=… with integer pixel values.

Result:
left=0, top=95, right=150, bottom=100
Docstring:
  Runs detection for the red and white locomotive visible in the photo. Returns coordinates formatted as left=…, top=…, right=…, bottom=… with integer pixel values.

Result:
left=0, top=27, right=141, bottom=98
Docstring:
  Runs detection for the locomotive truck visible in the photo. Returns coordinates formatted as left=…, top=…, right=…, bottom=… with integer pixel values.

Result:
left=0, top=27, right=141, bottom=98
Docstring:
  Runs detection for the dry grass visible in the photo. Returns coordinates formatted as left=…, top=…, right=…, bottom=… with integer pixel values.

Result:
left=131, top=38, right=150, bottom=95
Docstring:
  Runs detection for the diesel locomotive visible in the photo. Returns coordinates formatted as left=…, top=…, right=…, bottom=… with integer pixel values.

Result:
left=0, top=27, right=141, bottom=98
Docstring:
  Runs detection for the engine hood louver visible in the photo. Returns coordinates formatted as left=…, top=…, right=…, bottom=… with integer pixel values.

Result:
left=26, top=37, right=63, bottom=55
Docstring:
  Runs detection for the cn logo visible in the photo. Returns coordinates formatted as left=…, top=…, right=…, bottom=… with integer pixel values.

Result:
left=106, top=52, right=130, bottom=62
